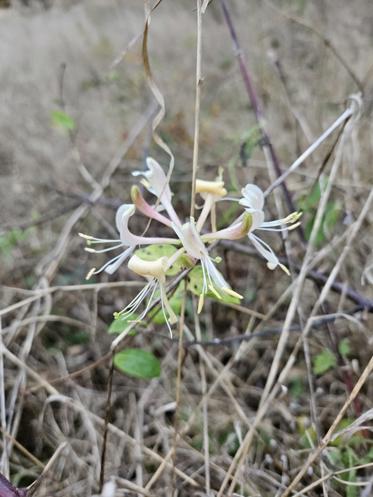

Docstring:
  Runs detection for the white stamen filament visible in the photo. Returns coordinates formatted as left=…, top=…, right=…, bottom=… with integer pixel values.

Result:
left=85, top=243, right=125, bottom=254
left=257, top=222, right=301, bottom=232
left=85, top=251, right=130, bottom=279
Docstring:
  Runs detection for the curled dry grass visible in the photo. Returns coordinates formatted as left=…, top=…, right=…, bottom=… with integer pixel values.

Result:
left=1, top=1, right=373, bottom=496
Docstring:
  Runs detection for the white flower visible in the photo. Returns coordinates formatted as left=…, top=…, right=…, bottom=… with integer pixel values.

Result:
left=116, top=254, right=177, bottom=336
left=196, top=179, right=227, bottom=198
left=80, top=203, right=178, bottom=279
left=173, top=218, right=243, bottom=313
left=195, top=177, right=228, bottom=232
left=133, top=157, right=181, bottom=227
left=239, top=184, right=301, bottom=273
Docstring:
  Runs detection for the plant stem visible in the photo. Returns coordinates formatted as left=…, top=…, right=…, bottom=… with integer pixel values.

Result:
left=219, top=0, right=296, bottom=215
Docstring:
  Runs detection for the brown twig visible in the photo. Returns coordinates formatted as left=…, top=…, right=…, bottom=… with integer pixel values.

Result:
left=219, top=0, right=297, bottom=216
left=221, top=240, right=373, bottom=312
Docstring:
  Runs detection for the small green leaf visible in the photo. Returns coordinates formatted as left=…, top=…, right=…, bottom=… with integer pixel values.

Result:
left=289, top=377, right=304, bottom=399
left=113, top=348, right=161, bottom=379
left=108, top=313, right=138, bottom=334
left=187, top=266, right=240, bottom=305
left=51, top=110, right=76, bottom=131
left=313, top=348, right=337, bottom=375
left=300, top=426, right=317, bottom=449
left=323, top=201, right=341, bottom=238
left=107, top=70, right=119, bottom=82
left=338, top=338, right=351, bottom=358
left=0, top=228, right=30, bottom=257
left=331, top=418, right=363, bottom=447
left=239, top=126, right=261, bottom=164
left=298, top=177, right=328, bottom=212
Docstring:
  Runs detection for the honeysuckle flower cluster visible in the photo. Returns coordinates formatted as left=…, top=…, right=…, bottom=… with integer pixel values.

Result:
left=80, top=157, right=301, bottom=333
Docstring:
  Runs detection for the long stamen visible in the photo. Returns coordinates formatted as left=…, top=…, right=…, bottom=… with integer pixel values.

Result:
left=160, top=294, right=173, bottom=337
left=137, top=280, right=158, bottom=321
left=85, top=243, right=125, bottom=254
left=260, top=212, right=302, bottom=228
left=257, top=222, right=301, bottom=232
left=160, top=283, right=177, bottom=335
left=204, top=258, right=223, bottom=299
left=200, top=259, right=208, bottom=294
left=197, top=260, right=209, bottom=313
left=117, top=280, right=155, bottom=318
left=79, top=233, right=122, bottom=244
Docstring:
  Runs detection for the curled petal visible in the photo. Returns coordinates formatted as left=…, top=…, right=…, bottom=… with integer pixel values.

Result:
left=128, top=254, right=168, bottom=280
left=133, top=157, right=172, bottom=204
left=131, top=185, right=172, bottom=227
left=115, top=203, right=178, bottom=246
left=239, top=184, right=264, bottom=211
left=115, top=204, right=135, bottom=239
left=133, top=157, right=181, bottom=227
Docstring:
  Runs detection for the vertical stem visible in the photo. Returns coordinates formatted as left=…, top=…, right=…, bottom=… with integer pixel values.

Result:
left=219, top=0, right=296, bottom=215
left=99, top=356, right=115, bottom=491
left=0, top=318, right=9, bottom=479
left=190, top=0, right=203, bottom=218
left=171, top=283, right=187, bottom=495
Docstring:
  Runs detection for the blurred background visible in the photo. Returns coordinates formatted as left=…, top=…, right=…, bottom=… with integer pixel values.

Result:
left=1, top=1, right=373, bottom=496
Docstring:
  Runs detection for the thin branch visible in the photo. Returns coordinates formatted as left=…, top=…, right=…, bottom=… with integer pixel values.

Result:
left=219, top=0, right=296, bottom=215
left=190, top=0, right=203, bottom=218
left=221, top=240, right=373, bottom=312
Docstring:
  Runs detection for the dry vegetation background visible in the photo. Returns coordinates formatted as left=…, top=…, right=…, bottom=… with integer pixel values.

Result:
left=1, top=0, right=373, bottom=496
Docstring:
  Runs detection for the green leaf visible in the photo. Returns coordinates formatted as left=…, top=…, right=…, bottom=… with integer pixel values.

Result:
left=323, top=201, right=341, bottom=238
left=51, top=110, right=76, bottom=131
left=331, top=418, right=363, bottom=447
left=338, top=338, right=351, bottom=358
left=341, top=447, right=358, bottom=497
left=187, top=266, right=241, bottom=305
left=298, top=177, right=328, bottom=212
left=299, top=177, right=341, bottom=248
left=313, top=348, right=337, bottom=375
left=239, top=126, right=261, bottom=164
left=135, top=244, right=188, bottom=276
left=0, top=228, right=30, bottom=257
left=113, top=348, right=161, bottom=379
left=289, top=377, right=304, bottom=399
left=304, top=214, right=325, bottom=245
left=300, top=426, right=317, bottom=449
left=108, top=313, right=138, bottom=334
